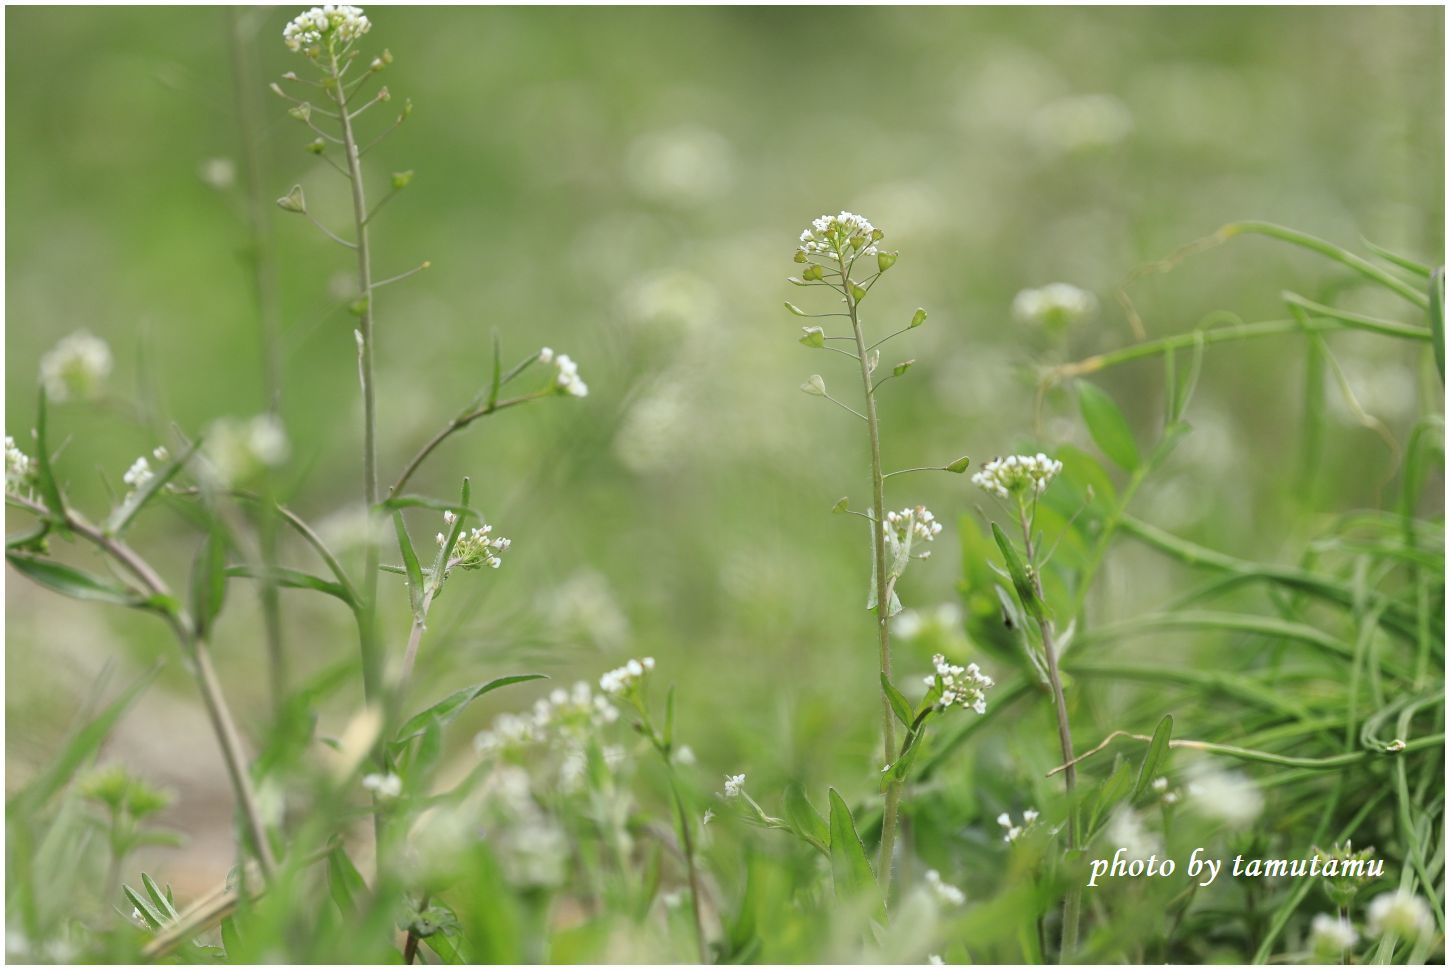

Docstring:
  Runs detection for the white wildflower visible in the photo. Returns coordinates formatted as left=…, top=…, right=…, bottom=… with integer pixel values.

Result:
left=998, top=809, right=1038, bottom=844
left=885, top=505, right=943, bottom=545
left=971, top=453, right=1063, bottom=500
left=1011, top=282, right=1097, bottom=328
left=542, top=350, right=588, bottom=398
left=927, top=956, right=944, bottom=966
left=39, top=330, right=112, bottom=403
left=1309, top=913, right=1359, bottom=956
left=362, top=771, right=402, bottom=799
left=673, top=744, right=697, bottom=766
left=198, top=157, right=236, bottom=191
left=796, top=210, right=882, bottom=260
left=925, top=653, right=994, bottom=714
left=444, top=515, right=510, bottom=572
left=723, top=773, right=745, bottom=798
left=121, top=456, right=153, bottom=494
left=1366, top=890, right=1434, bottom=941
left=283, top=5, right=371, bottom=56
left=924, top=869, right=965, bottom=906
left=5, top=436, right=36, bottom=497
left=599, top=657, right=653, bottom=696
left=1185, top=766, right=1263, bottom=828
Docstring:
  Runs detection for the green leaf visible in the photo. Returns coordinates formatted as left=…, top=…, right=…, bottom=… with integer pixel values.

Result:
left=189, top=522, right=228, bottom=640
left=892, top=726, right=927, bottom=782
left=909, top=308, right=927, bottom=328
left=1363, top=238, right=1432, bottom=279
left=33, top=389, right=66, bottom=518
left=487, top=330, right=502, bottom=410
left=1133, top=714, right=1173, bottom=800
left=1076, top=381, right=1141, bottom=471
left=220, top=918, right=243, bottom=959
left=6, top=519, right=51, bottom=551
left=6, top=554, right=146, bottom=608
left=223, top=565, right=352, bottom=605
left=1430, top=268, right=1444, bottom=381
left=105, top=438, right=201, bottom=536
left=944, top=455, right=971, bottom=474
left=892, top=359, right=915, bottom=377
left=141, top=873, right=179, bottom=922
left=394, top=511, right=424, bottom=616
left=663, top=686, right=675, bottom=750
left=8, top=664, right=158, bottom=815
left=831, top=496, right=849, bottom=514
left=1089, top=759, right=1134, bottom=834
left=784, top=784, right=829, bottom=854
left=991, top=523, right=1045, bottom=624
left=827, top=789, right=882, bottom=917
left=879, top=673, right=913, bottom=728
left=123, top=884, right=167, bottom=930
left=328, top=845, right=368, bottom=916
left=379, top=494, right=480, bottom=518
left=392, top=674, right=546, bottom=748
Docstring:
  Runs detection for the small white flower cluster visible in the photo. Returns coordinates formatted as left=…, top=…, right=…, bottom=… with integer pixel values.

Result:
left=362, top=771, right=402, bottom=799
left=5, top=436, right=35, bottom=497
left=1184, top=767, right=1263, bottom=828
left=885, top=505, right=942, bottom=549
left=438, top=511, right=511, bottom=571
left=39, top=331, right=112, bottom=403
left=796, top=211, right=882, bottom=260
left=1308, top=913, right=1358, bottom=955
left=1150, top=775, right=1181, bottom=805
left=1366, top=890, right=1435, bottom=941
left=971, top=453, right=1063, bottom=500
left=599, top=656, right=655, bottom=696
left=120, top=447, right=170, bottom=497
left=202, top=415, right=288, bottom=488
left=722, top=773, right=746, bottom=798
left=926, top=653, right=994, bottom=714
left=474, top=680, right=620, bottom=760
left=997, top=808, right=1039, bottom=844
left=283, top=5, right=371, bottom=55
left=539, top=347, right=588, bottom=398
left=1011, top=282, right=1097, bottom=328
left=924, top=869, right=965, bottom=906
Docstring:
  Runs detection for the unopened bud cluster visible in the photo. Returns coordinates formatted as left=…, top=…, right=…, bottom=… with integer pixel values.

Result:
left=971, top=453, right=1063, bottom=500
left=998, top=808, right=1040, bottom=843
left=538, top=347, right=588, bottom=398
left=926, top=653, right=994, bottom=714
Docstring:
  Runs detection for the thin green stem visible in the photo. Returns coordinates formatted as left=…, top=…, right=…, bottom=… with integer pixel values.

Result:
left=389, top=390, right=550, bottom=497
left=840, top=255, right=900, bottom=897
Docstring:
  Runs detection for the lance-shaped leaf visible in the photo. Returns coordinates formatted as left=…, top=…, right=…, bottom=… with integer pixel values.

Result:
left=991, top=523, right=1046, bottom=624
left=189, top=522, right=229, bottom=640
left=33, top=389, right=66, bottom=518
left=6, top=554, right=146, bottom=608
left=1133, top=713, right=1174, bottom=799
left=784, top=784, right=829, bottom=855
left=1076, top=381, right=1141, bottom=472
left=224, top=565, right=352, bottom=606
left=394, top=511, right=425, bottom=617
left=827, top=789, right=883, bottom=918
left=486, top=329, right=502, bottom=410
left=391, top=674, right=547, bottom=748
left=1430, top=267, right=1445, bottom=381
left=880, top=673, right=913, bottom=728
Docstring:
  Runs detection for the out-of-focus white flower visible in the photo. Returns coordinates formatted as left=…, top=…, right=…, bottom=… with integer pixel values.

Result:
left=997, top=808, right=1039, bottom=844
left=1185, top=767, right=1263, bottom=828
left=1106, top=806, right=1159, bottom=860
left=599, top=656, right=654, bottom=696
left=5, top=436, right=36, bottom=497
left=39, top=330, right=112, bottom=403
left=283, top=5, right=371, bottom=55
left=1011, top=283, right=1097, bottom=328
left=538, top=570, right=630, bottom=651
left=702, top=808, right=715, bottom=826
left=1151, top=775, right=1182, bottom=804
left=925, top=653, right=994, bottom=714
left=1309, top=913, right=1358, bottom=956
left=626, top=125, right=734, bottom=206
left=796, top=211, right=882, bottom=261
left=927, top=956, right=944, bottom=966
left=198, top=157, right=236, bottom=190
left=924, top=869, right=965, bottom=906
left=971, top=453, right=1062, bottom=500
left=201, top=415, right=289, bottom=487
left=673, top=745, right=696, bottom=766
left=1030, top=94, right=1134, bottom=153
left=362, top=771, right=402, bottom=799
left=723, top=773, right=745, bottom=798
left=122, top=456, right=153, bottom=494
left=1366, top=890, right=1434, bottom=941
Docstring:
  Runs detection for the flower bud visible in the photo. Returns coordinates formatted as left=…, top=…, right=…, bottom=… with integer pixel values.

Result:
left=391, top=170, right=414, bottom=190
left=877, top=250, right=898, bottom=273
left=276, top=185, right=307, bottom=213
left=784, top=302, right=807, bottom=316
left=910, top=307, right=927, bottom=328
left=801, top=374, right=827, bottom=397
left=377, top=86, right=392, bottom=103
left=799, top=326, right=825, bottom=348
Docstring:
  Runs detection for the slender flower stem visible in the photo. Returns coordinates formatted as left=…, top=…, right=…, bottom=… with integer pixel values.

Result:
left=665, top=765, right=709, bottom=964
left=840, top=255, right=901, bottom=896
left=329, top=49, right=383, bottom=702
left=389, top=391, right=549, bottom=497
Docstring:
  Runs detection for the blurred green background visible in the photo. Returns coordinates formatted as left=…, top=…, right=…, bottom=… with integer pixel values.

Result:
left=5, top=5, right=1443, bottom=901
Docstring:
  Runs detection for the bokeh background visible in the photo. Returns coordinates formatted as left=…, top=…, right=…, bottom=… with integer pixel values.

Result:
left=6, top=5, right=1444, bottom=901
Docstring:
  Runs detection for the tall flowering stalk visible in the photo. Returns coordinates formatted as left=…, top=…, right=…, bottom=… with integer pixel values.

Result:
left=788, top=212, right=969, bottom=898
